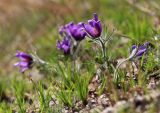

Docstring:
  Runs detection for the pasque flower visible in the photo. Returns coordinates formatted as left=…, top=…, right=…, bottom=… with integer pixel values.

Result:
left=130, top=42, right=150, bottom=59
left=14, top=51, right=33, bottom=73
left=59, top=22, right=86, bottom=41
left=59, top=22, right=73, bottom=38
left=68, top=22, right=87, bottom=41
left=56, top=37, right=71, bottom=55
left=82, top=13, right=102, bottom=38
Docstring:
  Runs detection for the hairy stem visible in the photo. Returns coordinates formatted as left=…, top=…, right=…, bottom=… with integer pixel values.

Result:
left=98, top=37, right=110, bottom=70
left=113, top=58, right=130, bottom=84
left=71, top=41, right=81, bottom=77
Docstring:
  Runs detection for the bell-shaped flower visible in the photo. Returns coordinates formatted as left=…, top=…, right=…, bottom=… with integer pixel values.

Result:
left=83, top=13, right=102, bottom=38
left=68, top=22, right=87, bottom=41
left=14, top=51, right=33, bottom=73
left=56, top=37, right=71, bottom=55
left=130, top=42, right=150, bottom=60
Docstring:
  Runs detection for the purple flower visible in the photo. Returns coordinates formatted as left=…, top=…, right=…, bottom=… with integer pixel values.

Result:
left=14, top=51, right=33, bottom=73
left=68, top=22, right=87, bottom=41
left=83, top=13, right=102, bottom=38
left=59, top=22, right=86, bottom=41
left=130, top=42, right=150, bottom=59
left=56, top=37, right=71, bottom=55
left=59, top=22, right=73, bottom=38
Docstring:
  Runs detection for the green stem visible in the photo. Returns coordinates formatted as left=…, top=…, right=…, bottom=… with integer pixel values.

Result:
left=71, top=41, right=81, bottom=77
left=102, top=41, right=107, bottom=61
left=72, top=41, right=81, bottom=62
left=113, top=58, right=130, bottom=84
left=98, top=37, right=106, bottom=61
left=98, top=37, right=110, bottom=70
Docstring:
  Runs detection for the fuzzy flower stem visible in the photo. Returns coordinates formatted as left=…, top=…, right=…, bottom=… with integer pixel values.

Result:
left=73, top=41, right=81, bottom=61
left=71, top=41, right=81, bottom=77
left=98, top=37, right=110, bottom=69
left=113, top=57, right=131, bottom=84
left=31, top=53, right=48, bottom=65
left=98, top=37, right=106, bottom=60
left=102, top=41, right=107, bottom=61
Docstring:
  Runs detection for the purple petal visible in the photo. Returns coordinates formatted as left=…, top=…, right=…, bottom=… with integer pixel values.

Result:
left=83, top=13, right=102, bottom=38
left=94, top=21, right=102, bottom=34
left=130, top=42, right=150, bottom=59
left=93, top=13, right=98, bottom=21
left=66, top=22, right=74, bottom=28
left=59, top=26, right=65, bottom=36
left=88, top=20, right=96, bottom=27
left=136, top=48, right=146, bottom=57
left=20, top=67, right=29, bottom=73
left=136, top=45, right=147, bottom=57
left=84, top=24, right=99, bottom=38
left=69, top=24, right=86, bottom=41
left=132, top=45, right=137, bottom=50
left=62, top=37, right=70, bottom=45
left=19, top=61, right=29, bottom=67
left=62, top=44, right=70, bottom=54
left=138, top=45, right=146, bottom=51
left=77, top=22, right=84, bottom=27
left=16, top=51, right=32, bottom=61
left=56, top=40, right=62, bottom=49
left=14, top=51, right=33, bottom=73
left=57, top=36, right=71, bottom=55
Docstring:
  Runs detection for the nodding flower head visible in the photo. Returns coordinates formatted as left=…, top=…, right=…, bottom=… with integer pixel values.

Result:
left=130, top=42, right=150, bottom=59
left=14, top=51, right=33, bottom=73
left=82, top=13, right=102, bottom=38
left=67, top=22, right=87, bottom=41
left=56, top=37, right=71, bottom=55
